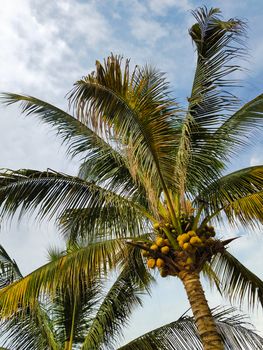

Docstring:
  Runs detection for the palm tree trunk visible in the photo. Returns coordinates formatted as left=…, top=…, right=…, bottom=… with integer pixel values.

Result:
left=179, top=271, right=224, bottom=350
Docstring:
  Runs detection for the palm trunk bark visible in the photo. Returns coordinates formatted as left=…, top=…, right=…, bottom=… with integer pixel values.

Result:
left=179, top=271, right=224, bottom=350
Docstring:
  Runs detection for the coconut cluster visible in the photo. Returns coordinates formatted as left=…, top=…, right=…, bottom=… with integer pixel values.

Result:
left=141, top=220, right=217, bottom=277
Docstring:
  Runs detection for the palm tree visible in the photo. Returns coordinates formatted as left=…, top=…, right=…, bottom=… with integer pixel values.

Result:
left=1, top=244, right=263, bottom=350
left=0, top=6, right=263, bottom=350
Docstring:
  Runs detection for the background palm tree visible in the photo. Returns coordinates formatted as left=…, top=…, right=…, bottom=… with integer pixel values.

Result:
left=0, top=7, right=263, bottom=350
left=1, top=244, right=263, bottom=350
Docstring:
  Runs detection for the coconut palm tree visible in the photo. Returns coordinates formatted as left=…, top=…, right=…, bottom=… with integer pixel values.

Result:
left=0, top=6, right=263, bottom=350
left=1, top=244, right=263, bottom=350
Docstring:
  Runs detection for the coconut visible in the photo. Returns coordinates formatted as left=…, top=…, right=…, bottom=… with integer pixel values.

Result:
left=161, top=246, right=170, bottom=254
left=190, top=236, right=202, bottom=246
left=156, top=237, right=165, bottom=247
left=156, top=258, right=165, bottom=268
left=147, top=258, right=156, bottom=268
left=177, top=233, right=189, bottom=243
left=153, top=222, right=160, bottom=230
left=150, top=244, right=159, bottom=251
left=188, top=230, right=196, bottom=237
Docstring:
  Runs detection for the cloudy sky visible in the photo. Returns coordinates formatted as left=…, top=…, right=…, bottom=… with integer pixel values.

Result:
left=0, top=0, right=263, bottom=345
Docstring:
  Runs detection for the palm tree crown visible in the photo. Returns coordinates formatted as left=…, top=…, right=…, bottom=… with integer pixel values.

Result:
left=0, top=6, right=263, bottom=350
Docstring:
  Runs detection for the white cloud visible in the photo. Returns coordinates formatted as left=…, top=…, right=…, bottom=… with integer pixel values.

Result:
left=148, top=0, right=193, bottom=15
left=129, top=17, right=167, bottom=43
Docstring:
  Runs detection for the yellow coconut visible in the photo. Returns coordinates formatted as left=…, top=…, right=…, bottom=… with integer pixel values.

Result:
left=188, top=230, right=196, bottom=237
left=156, top=237, right=165, bottom=247
left=147, top=258, right=156, bottom=269
left=161, top=246, right=170, bottom=254
left=181, top=233, right=190, bottom=242
left=150, top=244, right=159, bottom=251
left=178, top=239, right=185, bottom=248
left=156, top=258, right=165, bottom=268
left=190, top=236, right=202, bottom=246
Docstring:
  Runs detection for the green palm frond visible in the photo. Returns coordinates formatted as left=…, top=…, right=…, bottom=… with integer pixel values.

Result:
left=176, top=7, right=246, bottom=192
left=0, top=245, right=22, bottom=287
left=189, top=7, right=245, bottom=127
left=69, top=55, right=181, bottom=206
left=0, top=238, right=128, bottom=317
left=0, top=93, right=143, bottom=198
left=0, top=303, right=59, bottom=350
left=195, top=166, right=263, bottom=226
left=209, top=251, right=263, bottom=310
left=186, top=94, right=263, bottom=194
left=0, top=169, right=148, bottom=240
left=82, top=256, right=153, bottom=350
left=51, top=277, right=100, bottom=347
left=118, top=307, right=263, bottom=350
left=0, top=246, right=59, bottom=350
left=210, top=93, right=263, bottom=162
left=0, top=93, right=115, bottom=160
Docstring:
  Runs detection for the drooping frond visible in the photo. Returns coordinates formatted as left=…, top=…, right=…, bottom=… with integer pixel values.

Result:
left=195, top=166, right=263, bottom=226
left=68, top=55, right=181, bottom=208
left=209, top=251, right=263, bottom=310
left=0, top=239, right=127, bottom=317
left=0, top=245, right=22, bottom=287
left=0, top=93, right=145, bottom=198
left=209, top=93, right=263, bottom=163
left=176, top=7, right=246, bottom=193
left=0, top=169, right=148, bottom=240
left=0, top=303, right=59, bottom=350
left=81, top=251, right=153, bottom=350
left=0, top=93, right=115, bottom=160
left=189, top=7, right=245, bottom=127
left=118, top=307, right=263, bottom=349
left=0, top=246, right=59, bottom=350
left=50, top=275, right=101, bottom=347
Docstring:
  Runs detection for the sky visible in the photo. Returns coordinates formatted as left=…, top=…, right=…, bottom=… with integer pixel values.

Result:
left=0, top=0, right=263, bottom=346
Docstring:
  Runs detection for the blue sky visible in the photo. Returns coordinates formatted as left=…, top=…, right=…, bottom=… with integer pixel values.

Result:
left=0, top=0, right=263, bottom=345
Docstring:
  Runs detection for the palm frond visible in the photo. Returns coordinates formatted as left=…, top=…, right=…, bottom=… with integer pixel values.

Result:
left=69, top=55, right=181, bottom=207
left=0, top=93, right=144, bottom=198
left=0, top=238, right=128, bottom=317
left=50, top=276, right=101, bottom=347
left=118, top=307, right=263, bottom=350
left=175, top=7, right=246, bottom=193
left=195, top=166, right=263, bottom=226
left=0, top=169, right=148, bottom=240
left=208, top=93, right=263, bottom=163
left=0, top=246, right=59, bottom=349
left=209, top=251, right=263, bottom=310
left=0, top=303, right=59, bottom=350
left=0, top=93, right=115, bottom=160
left=189, top=7, right=245, bottom=127
left=0, top=245, right=22, bottom=288
left=82, top=251, right=153, bottom=350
